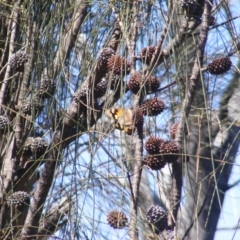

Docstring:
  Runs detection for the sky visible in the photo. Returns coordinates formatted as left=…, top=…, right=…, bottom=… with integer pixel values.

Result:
left=214, top=155, right=240, bottom=240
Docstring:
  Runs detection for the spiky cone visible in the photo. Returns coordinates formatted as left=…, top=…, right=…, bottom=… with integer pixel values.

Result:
left=22, top=94, right=43, bottom=115
left=138, top=46, right=156, bottom=65
left=9, top=50, right=29, bottom=72
left=145, top=76, right=160, bottom=93
left=23, top=137, right=48, bottom=158
left=146, top=205, right=168, bottom=234
left=97, top=47, right=115, bottom=70
left=107, top=211, right=128, bottom=229
left=94, top=80, right=107, bottom=98
left=140, top=98, right=165, bottom=116
left=127, top=73, right=160, bottom=95
left=127, top=72, right=142, bottom=94
left=7, top=191, right=30, bottom=211
left=208, top=57, right=232, bottom=75
left=95, top=47, right=116, bottom=80
left=145, top=155, right=166, bottom=171
left=107, top=55, right=131, bottom=76
left=145, top=136, right=165, bottom=155
left=0, top=115, right=10, bottom=133
left=39, top=75, right=56, bottom=99
left=162, top=141, right=180, bottom=163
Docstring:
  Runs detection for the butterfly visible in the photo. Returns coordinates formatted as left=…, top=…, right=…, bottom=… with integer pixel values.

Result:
left=105, top=108, right=134, bottom=135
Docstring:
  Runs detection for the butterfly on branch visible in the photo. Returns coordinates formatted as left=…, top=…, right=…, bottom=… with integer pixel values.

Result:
left=105, top=108, right=135, bottom=135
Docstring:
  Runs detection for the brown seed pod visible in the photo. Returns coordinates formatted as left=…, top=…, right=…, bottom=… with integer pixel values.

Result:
left=97, top=47, right=115, bottom=69
left=140, top=98, right=165, bottom=116
left=145, top=76, right=160, bottom=93
left=127, top=73, right=142, bottom=94
left=208, top=57, right=232, bottom=75
left=7, top=191, right=30, bottom=211
left=0, top=115, right=9, bottom=133
left=23, top=137, right=48, bottom=158
left=107, top=211, right=128, bottom=229
left=9, top=50, right=29, bottom=72
left=146, top=205, right=168, bottom=234
left=22, top=94, right=44, bottom=115
left=145, top=136, right=165, bottom=155
left=163, top=141, right=180, bottom=163
left=138, top=46, right=156, bottom=64
left=107, top=55, right=131, bottom=76
left=145, top=155, right=166, bottom=171
left=94, top=80, right=108, bottom=98
left=39, top=75, right=56, bottom=99
left=127, top=73, right=160, bottom=94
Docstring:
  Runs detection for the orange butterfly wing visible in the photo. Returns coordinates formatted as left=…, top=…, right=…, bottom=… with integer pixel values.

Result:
left=105, top=108, right=135, bottom=135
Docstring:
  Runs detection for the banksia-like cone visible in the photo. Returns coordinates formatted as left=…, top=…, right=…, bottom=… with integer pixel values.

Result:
left=0, top=115, right=9, bottom=133
left=107, top=55, right=131, bottom=76
left=24, top=137, right=48, bottom=157
left=208, top=57, right=232, bottom=75
left=9, top=50, right=29, bottom=72
left=22, top=100, right=32, bottom=115
left=7, top=191, right=30, bottom=211
left=98, top=47, right=115, bottom=68
left=146, top=205, right=168, bottom=233
left=145, top=155, right=166, bottom=170
left=138, top=46, right=156, bottom=64
left=94, top=80, right=108, bottom=98
left=140, top=98, right=165, bottom=116
left=127, top=73, right=160, bottom=94
left=39, top=75, right=56, bottom=98
left=107, top=211, right=128, bottom=229
left=127, top=72, right=142, bottom=94
left=163, top=141, right=180, bottom=163
left=96, top=47, right=116, bottom=79
left=145, top=136, right=165, bottom=155
left=145, top=76, right=160, bottom=93
left=22, top=94, right=43, bottom=115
